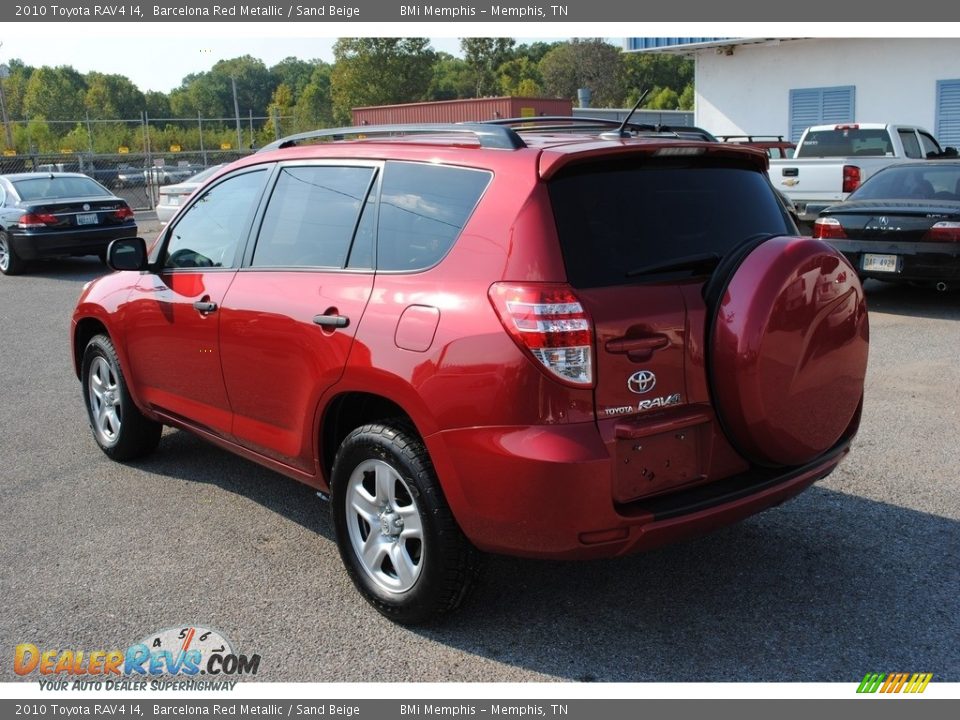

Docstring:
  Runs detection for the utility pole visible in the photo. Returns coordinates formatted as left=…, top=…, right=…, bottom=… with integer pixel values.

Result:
left=231, top=76, right=242, bottom=151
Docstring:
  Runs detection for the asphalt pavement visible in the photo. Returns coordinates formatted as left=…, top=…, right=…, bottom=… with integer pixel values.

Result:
left=0, top=238, right=957, bottom=682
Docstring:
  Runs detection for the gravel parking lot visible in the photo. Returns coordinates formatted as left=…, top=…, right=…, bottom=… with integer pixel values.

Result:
left=0, top=223, right=957, bottom=683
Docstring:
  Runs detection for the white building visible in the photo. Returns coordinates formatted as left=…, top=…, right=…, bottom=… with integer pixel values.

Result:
left=625, top=38, right=960, bottom=147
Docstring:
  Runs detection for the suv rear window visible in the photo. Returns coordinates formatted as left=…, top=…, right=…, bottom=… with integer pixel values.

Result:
left=376, top=162, right=491, bottom=272
left=549, top=159, right=791, bottom=289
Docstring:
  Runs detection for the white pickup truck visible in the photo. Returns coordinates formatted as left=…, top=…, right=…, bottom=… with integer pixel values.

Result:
left=768, top=123, right=954, bottom=224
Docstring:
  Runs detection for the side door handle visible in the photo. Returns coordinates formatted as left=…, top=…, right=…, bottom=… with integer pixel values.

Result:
left=313, top=314, right=349, bottom=329
left=193, top=300, right=218, bottom=314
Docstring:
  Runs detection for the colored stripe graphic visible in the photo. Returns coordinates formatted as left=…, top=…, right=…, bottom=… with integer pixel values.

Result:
left=857, top=672, right=932, bottom=693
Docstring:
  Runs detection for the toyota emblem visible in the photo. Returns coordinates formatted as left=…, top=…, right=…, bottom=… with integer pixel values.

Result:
left=627, top=370, right=656, bottom=394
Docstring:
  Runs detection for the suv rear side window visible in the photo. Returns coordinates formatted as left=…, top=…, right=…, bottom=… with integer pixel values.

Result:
left=252, top=165, right=376, bottom=268
left=376, top=162, right=491, bottom=272
left=549, top=160, right=791, bottom=289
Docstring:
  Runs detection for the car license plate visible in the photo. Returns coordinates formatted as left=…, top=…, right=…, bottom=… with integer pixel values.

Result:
left=862, top=253, right=898, bottom=273
left=76, top=213, right=98, bottom=226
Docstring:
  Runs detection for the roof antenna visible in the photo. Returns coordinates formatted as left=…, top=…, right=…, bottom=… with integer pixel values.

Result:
left=601, top=89, right=650, bottom=139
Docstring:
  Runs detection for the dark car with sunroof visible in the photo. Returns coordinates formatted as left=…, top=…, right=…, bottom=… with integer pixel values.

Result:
left=813, top=160, right=960, bottom=290
left=0, top=172, right=137, bottom=275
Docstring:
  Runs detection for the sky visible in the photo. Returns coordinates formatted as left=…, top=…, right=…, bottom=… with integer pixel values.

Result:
left=0, top=34, right=570, bottom=93
left=1, top=23, right=949, bottom=95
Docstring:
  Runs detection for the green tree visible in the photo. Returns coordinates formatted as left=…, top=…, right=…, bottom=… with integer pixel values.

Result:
left=1, top=59, right=34, bottom=120
left=293, top=64, right=334, bottom=131
left=426, top=53, right=473, bottom=101
left=622, top=53, right=693, bottom=102
left=84, top=72, right=145, bottom=119
left=460, top=38, right=515, bottom=97
left=498, top=56, right=542, bottom=97
left=330, top=38, right=435, bottom=124
left=144, top=91, right=172, bottom=119
left=23, top=66, right=87, bottom=121
left=539, top=40, right=625, bottom=107
left=679, top=84, right=695, bottom=111
left=270, top=57, right=316, bottom=97
left=264, top=83, right=294, bottom=140
left=647, top=87, right=680, bottom=110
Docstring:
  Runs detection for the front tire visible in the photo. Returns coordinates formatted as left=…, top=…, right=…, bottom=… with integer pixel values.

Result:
left=81, top=334, right=162, bottom=461
left=0, top=231, right=25, bottom=276
left=331, top=422, right=480, bottom=624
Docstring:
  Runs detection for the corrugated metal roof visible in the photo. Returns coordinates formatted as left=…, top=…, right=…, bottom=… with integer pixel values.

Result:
left=625, top=38, right=730, bottom=51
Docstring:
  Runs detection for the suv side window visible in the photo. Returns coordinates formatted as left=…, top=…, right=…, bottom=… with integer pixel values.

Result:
left=252, top=165, right=376, bottom=268
left=163, top=169, right=267, bottom=270
left=376, top=162, right=491, bottom=272
left=898, top=129, right=923, bottom=159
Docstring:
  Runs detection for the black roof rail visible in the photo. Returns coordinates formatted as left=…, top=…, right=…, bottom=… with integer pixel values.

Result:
left=260, top=123, right=526, bottom=152
left=719, top=135, right=789, bottom=142
left=483, top=116, right=718, bottom=142
left=484, top=116, right=660, bottom=133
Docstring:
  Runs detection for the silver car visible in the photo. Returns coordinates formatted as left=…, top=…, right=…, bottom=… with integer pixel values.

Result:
left=155, top=165, right=225, bottom=224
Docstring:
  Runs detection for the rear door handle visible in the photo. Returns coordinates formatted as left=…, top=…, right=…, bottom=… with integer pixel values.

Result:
left=193, top=300, right=218, bottom=314
left=313, top=314, right=349, bottom=329
left=605, top=334, right=669, bottom=362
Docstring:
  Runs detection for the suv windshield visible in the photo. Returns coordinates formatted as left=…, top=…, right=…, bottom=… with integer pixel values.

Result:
left=549, top=159, right=790, bottom=288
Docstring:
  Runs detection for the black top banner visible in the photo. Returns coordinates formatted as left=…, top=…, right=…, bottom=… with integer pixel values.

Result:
left=3, top=1, right=958, bottom=21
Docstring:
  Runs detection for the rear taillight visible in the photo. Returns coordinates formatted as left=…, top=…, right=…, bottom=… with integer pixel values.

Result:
left=922, top=221, right=960, bottom=242
left=113, top=206, right=135, bottom=221
left=812, top=217, right=847, bottom=240
left=488, top=282, right=593, bottom=386
left=842, top=165, right=861, bottom=194
left=18, top=212, right=58, bottom=229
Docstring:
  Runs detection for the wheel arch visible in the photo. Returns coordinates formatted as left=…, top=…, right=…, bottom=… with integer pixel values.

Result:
left=319, top=391, right=421, bottom=485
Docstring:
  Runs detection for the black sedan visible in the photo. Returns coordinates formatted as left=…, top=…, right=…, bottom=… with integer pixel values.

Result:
left=0, top=173, right=137, bottom=275
left=812, top=161, right=960, bottom=290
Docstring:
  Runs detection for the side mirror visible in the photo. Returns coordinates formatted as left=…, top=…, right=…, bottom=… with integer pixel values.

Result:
left=107, top=237, right=148, bottom=272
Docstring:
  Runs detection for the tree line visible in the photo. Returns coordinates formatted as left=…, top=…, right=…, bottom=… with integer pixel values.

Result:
left=0, top=38, right=693, bottom=155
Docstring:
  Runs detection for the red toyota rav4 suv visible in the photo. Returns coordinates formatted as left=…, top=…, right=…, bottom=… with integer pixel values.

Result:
left=72, top=121, right=869, bottom=624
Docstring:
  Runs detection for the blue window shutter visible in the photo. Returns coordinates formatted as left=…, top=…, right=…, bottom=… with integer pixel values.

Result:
left=789, top=86, right=855, bottom=142
left=936, top=80, right=960, bottom=148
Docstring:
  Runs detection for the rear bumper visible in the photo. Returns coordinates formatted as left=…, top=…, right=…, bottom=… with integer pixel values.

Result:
left=827, top=239, right=960, bottom=282
left=427, top=422, right=849, bottom=560
left=9, top=224, right=137, bottom=260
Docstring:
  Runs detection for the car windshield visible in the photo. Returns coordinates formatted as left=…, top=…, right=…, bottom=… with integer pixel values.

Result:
left=13, top=176, right=108, bottom=200
left=851, top=164, right=960, bottom=202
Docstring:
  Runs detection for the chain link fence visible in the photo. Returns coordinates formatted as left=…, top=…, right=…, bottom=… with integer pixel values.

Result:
left=0, top=114, right=290, bottom=209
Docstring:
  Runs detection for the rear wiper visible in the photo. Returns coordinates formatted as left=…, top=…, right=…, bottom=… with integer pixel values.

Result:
left=626, top=252, right=721, bottom=278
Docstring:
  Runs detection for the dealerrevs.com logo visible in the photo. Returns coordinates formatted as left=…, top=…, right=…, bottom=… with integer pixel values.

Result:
left=14, top=626, right=260, bottom=691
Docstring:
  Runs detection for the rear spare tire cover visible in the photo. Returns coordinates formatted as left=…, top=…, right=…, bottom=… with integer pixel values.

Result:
left=710, top=236, right=868, bottom=467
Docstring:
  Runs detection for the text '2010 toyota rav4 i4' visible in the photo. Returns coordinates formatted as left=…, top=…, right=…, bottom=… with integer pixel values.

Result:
left=71, top=118, right=869, bottom=624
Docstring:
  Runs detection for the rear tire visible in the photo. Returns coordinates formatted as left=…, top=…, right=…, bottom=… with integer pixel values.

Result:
left=331, top=422, right=480, bottom=624
left=81, top=334, right=162, bottom=461
left=0, top=231, right=25, bottom=276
